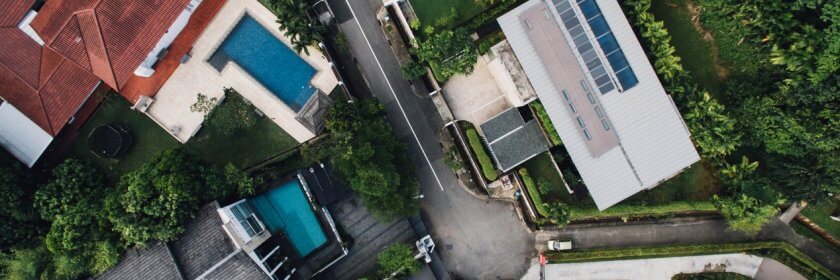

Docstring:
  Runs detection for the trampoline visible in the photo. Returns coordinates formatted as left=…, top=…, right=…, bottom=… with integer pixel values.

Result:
left=88, top=123, right=133, bottom=159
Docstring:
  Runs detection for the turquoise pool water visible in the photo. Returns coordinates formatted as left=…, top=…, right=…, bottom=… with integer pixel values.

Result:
left=249, top=180, right=327, bottom=257
left=220, top=15, right=316, bottom=111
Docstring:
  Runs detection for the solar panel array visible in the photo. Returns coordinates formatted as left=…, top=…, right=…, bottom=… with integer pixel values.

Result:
left=550, top=0, right=639, bottom=93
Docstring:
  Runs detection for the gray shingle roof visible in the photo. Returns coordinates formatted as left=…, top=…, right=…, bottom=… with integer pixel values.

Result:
left=480, top=108, right=525, bottom=142
left=170, top=203, right=236, bottom=279
left=94, top=242, right=182, bottom=280
left=488, top=121, right=550, bottom=172
left=202, top=251, right=269, bottom=280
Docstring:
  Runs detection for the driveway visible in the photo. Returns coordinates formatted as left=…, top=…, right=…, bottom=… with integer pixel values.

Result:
left=521, top=254, right=805, bottom=280
left=327, top=0, right=535, bottom=278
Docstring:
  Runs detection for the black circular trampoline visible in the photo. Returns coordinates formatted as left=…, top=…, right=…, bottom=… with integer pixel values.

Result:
left=88, top=123, right=133, bottom=159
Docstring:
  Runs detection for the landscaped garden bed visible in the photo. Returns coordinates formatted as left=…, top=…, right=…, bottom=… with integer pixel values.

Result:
left=461, top=122, right=499, bottom=182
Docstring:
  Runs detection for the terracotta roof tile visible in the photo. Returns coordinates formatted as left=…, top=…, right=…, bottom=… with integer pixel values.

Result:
left=49, top=17, right=91, bottom=72
left=0, top=28, right=41, bottom=88
left=0, top=0, right=35, bottom=27
left=39, top=47, right=63, bottom=85
left=77, top=11, right=116, bottom=88
left=30, top=0, right=97, bottom=43
left=0, top=64, right=47, bottom=132
left=38, top=60, right=100, bottom=134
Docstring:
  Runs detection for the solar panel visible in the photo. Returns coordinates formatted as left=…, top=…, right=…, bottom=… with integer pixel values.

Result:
left=577, top=0, right=638, bottom=90
left=552, top=0, right=617, bottom=94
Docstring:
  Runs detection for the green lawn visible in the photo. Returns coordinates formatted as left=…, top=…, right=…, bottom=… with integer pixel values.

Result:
left=66, top=94, right=179, bottom=182
left=649, top=0, right=725, bottom=96
left=66, top=92, right=299, bottom=182
left=411, top=0, right=487, bottom=28
left=800, top=198, right=840, bottom=241
left=628, top=161, right=723, bottom=204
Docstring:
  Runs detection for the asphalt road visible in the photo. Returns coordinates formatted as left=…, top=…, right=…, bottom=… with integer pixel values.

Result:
left=326, top=0, right=535, bottom=278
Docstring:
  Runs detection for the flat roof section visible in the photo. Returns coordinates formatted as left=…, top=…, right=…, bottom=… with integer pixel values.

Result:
left=519, top=4, right=619, bottom=157
left=480, top=108, right=550, bottom=172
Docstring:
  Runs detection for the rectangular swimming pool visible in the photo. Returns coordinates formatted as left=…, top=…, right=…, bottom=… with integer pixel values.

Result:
left=219, top=15, right=316, bottom=111
left=249, top=179, right=327, bottom=257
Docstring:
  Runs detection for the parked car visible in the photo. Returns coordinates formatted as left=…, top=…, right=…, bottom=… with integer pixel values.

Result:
left=547, top=240, right=572, bottom=251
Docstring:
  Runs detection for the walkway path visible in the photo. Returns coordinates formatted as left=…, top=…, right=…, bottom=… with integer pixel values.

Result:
left=521, top=253, right=805, bottom=280
left=537, top=218, right=840, bottom=272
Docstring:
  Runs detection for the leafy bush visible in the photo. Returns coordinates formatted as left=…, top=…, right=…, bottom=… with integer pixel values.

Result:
left=262, top=0, right=323, bottom=54
left=530, top=101, right=562, bottom=146
left=413, top=28, right=477, bottom=81
left=206, top=89, right=259, bottom=137
left=401, top=60, right=427, bottom=80
left=465, top=127, right=497, bottom=181
left=2, top=245, right=54, bottom=280
left=459, top=0, right=519, bottom=32
left=376, top=243, right=420, bottom=278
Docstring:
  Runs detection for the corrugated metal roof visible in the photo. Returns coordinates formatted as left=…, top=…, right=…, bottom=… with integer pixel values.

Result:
left=498, top=0, right=699, bottom=210
left=0, top=102, right=53, bottom=167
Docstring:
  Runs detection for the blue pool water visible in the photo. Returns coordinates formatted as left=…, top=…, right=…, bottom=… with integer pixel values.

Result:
left=220, top=15, right=316, bottom=111
left=249, top=180, right=327, bottom=257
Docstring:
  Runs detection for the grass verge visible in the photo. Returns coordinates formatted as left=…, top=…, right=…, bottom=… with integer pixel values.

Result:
left=570, top=201, right=716, bottom=220
left=530, top=101, right=562, bottom=146
left=545, top=242, right=838, bottom=280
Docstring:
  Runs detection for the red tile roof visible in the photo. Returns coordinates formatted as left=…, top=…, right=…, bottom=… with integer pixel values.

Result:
left=0, top=0, right=191, bottom=136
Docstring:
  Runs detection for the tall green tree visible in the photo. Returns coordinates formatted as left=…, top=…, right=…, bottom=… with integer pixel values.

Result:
left=264, top=0, right=323, bottom=55
left=413, top=28, right=477, bottom=80
left=0, top=159, right=41, bottom=251
left=323, top=100, right=419, bottom=220
left=34, top=159, right=121, bottom=279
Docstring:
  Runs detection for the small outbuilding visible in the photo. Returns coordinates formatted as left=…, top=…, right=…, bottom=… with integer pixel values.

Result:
left=479, top=108, right=550, bottom=173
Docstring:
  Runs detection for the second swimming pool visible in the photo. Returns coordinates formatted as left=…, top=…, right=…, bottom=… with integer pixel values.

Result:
left=249, top=179, right=327, bottom=257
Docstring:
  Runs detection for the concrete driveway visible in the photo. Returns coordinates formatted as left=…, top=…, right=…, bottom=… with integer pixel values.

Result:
left=521, top=254, right=804, bottom=280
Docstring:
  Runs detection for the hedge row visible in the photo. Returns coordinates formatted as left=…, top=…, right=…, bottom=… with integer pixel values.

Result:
left=465, top=127, right=498, bottom=181
left=569, top=201, right=717, bottom=220
left=545, top=242, right=838, bottom=280
left=519, top=168, right=549, bottom=217
left=458, top=0, right=523, bottom=32
left=530, top=101, right=562, bottom=146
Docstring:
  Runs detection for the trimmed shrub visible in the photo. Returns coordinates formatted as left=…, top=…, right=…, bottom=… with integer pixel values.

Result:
left=519, top=169, right=549, bottom=217
left=530, top=101, right=562, bottom=146
left=465, top=127, right=498, bottom=181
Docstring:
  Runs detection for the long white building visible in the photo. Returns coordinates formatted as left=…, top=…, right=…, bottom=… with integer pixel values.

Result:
left=498, top=0, right=700, bottom=210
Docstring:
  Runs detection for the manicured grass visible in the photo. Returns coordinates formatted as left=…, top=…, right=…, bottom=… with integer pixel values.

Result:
left=545, top=242, right=838, bottom=280
left=569, top=201, right=716, bottom=220
left=530, top=101, right=562, bottom=146
left=411, top=0, right=486, bottom=29
left=630, top=162, right=723, bottom=204
left=187, top=96, right=299, bottom=169
left=66, top=94, right=179, bottom=182
left=649, top=0, right=724, bottom=96
left=519, top=168, right=549, bottom=217
left=800, top=198, right=840, bottom=241
left=522, top=152, right=574, bottom=204
left=66, top=92, right=299, bottom=182
left=464, top=126, right=498, bottom=181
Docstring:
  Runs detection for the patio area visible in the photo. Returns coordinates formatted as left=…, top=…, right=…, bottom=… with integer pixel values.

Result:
left=145, top=0, right=338, bottom=143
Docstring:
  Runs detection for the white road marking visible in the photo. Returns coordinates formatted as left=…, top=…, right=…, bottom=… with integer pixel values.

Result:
left=343, top=0, right=445, bottom=191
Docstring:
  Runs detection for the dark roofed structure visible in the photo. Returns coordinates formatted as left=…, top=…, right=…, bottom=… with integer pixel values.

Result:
left=301, top=163, right=351, bottom=206
left=479, top=107, right=550, bottom=172
left=96, top=202, right=269, bottom=280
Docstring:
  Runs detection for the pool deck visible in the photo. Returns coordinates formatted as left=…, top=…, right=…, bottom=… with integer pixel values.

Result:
left=145, top=0, right=338, bottom=143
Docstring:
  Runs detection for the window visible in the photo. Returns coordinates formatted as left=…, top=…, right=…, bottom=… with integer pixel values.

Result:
left=579, top=80, right=589, bottom=93
left=586, top=92, right=597, bottom=104
left=583, top=128, right=592, bottom=140
left=568, top=102, right=577, bottom=113
left=524, top=19, right=533, bottom=30
left=594, top=106, right=604, bottom=118
left=227, top=202, right=264, bottom=242
left=561, top=89, right=571, bottom=101
left=601, top=119, right=610, bottom=131
left=576, top=116, right=585, bottom=128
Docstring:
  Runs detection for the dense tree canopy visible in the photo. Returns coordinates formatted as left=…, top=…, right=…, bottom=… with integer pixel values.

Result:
left=263, top=0, right=323, bottom=54
left=0, top=158, right=41, bottom=251
left=316, top=100, right=419, bottom=220
left=107, top=149, right=252, bottom=247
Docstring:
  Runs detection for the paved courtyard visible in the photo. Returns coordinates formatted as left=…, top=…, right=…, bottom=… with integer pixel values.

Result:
left=441, top=57, right=512, bottom=128
left=146, top=0, right=337, bottom=143
left=521, top=254, right=805, bottom=280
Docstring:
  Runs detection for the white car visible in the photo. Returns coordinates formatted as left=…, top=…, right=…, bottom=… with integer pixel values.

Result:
left=547, top=240, right=572, bottom=251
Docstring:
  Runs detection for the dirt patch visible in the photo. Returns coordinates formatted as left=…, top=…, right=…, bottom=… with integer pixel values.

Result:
left=682, top=0, right=730, bottom=79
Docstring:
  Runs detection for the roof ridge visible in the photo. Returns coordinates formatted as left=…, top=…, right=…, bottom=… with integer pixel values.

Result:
left=35, top=60, right=62, bottom=135
left=80, top=10, right=118, bottom=89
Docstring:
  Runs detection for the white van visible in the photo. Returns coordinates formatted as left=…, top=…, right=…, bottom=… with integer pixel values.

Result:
left=547, top=240, right=572, bottom=251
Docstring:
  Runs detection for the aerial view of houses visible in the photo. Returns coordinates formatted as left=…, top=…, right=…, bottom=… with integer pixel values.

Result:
left=0, top=0, right=838, bottom=279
